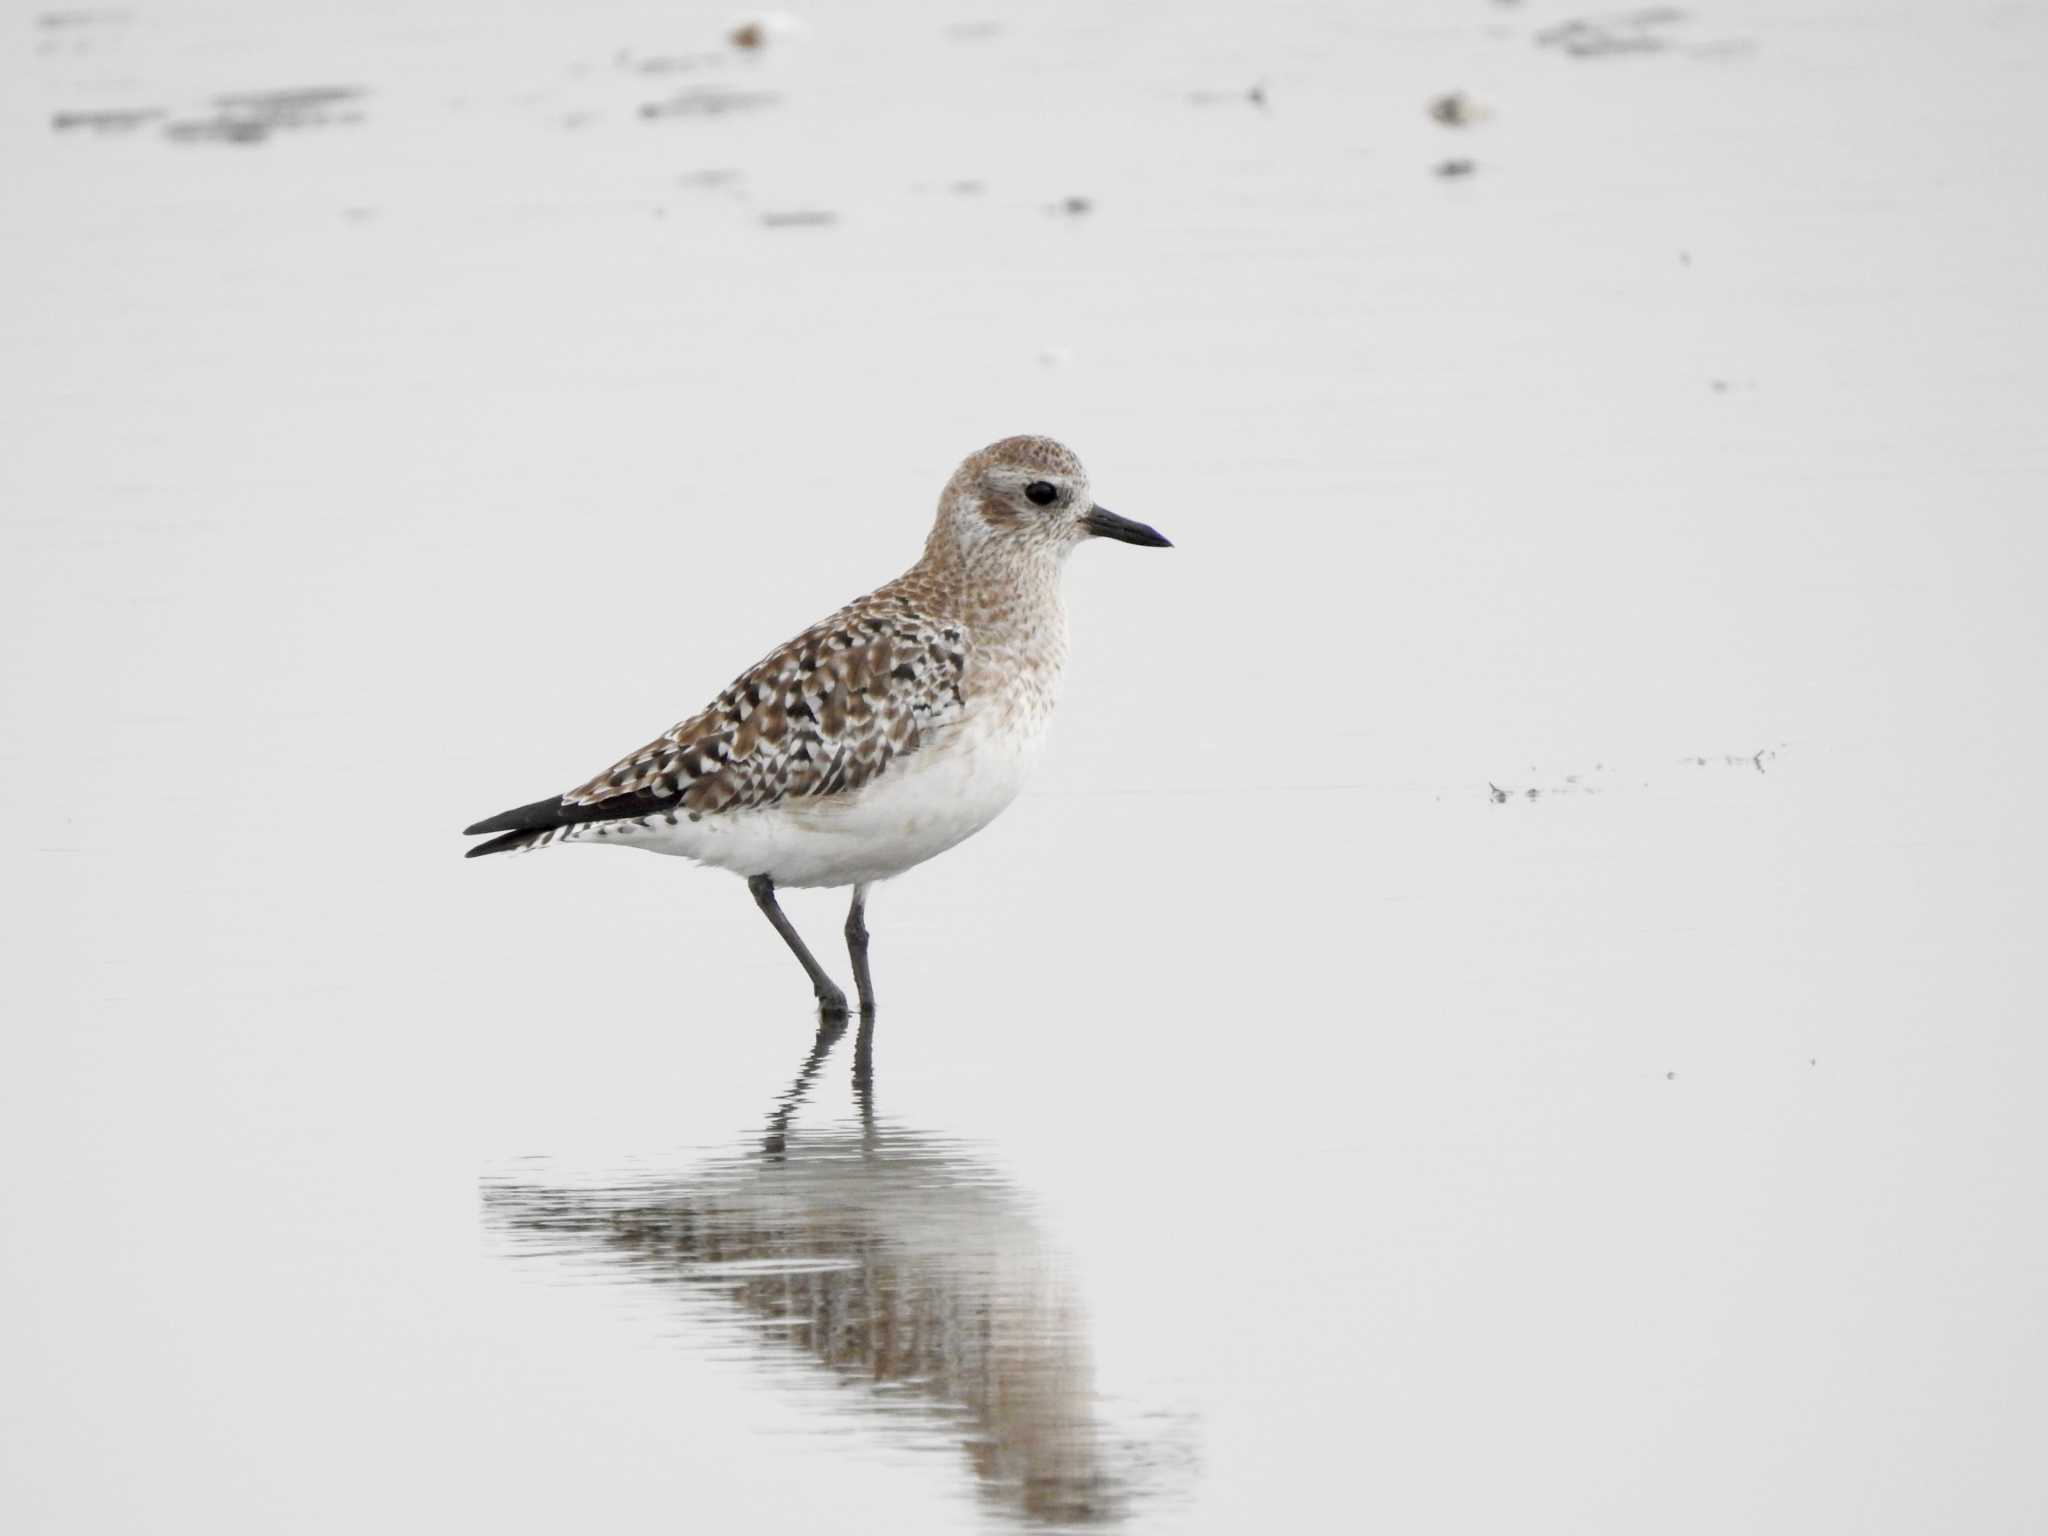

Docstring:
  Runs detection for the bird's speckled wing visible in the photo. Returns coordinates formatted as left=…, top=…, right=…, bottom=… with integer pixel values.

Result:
left=566, top=585, right=969, bottom=818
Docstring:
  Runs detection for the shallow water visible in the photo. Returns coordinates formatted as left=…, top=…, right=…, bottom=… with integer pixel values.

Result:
left=485, top=1019, right=1181, bottom=1528
left=5, top=1, right=2047, bottom=1531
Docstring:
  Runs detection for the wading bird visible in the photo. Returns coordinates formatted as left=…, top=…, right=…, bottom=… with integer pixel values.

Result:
left=463, top=436, right=1171, bottom=1016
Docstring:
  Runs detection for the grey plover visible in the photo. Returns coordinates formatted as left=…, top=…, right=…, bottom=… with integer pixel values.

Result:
left=463, top=436, right=1171, bottom=1016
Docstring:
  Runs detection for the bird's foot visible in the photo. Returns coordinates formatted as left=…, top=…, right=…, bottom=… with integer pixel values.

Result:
left=816, top=984, right=850, bottom=1018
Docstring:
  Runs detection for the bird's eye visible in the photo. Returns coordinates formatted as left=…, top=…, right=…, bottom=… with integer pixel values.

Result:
left=1024, top=481, right=1058, bottom=507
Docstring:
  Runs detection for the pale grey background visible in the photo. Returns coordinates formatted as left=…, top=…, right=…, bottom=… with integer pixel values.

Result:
left=4, top=0, right=2045, bottom=1531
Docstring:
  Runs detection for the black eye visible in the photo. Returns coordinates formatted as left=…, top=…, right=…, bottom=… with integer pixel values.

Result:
left=1024, top=481, right=1058, bottom=507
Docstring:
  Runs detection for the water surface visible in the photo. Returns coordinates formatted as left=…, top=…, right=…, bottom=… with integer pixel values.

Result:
left=4, top=1, right=2046, bottom=1531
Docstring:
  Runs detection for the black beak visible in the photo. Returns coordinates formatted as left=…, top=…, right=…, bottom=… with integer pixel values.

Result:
left=1082, top=506, right=1173, bottom=547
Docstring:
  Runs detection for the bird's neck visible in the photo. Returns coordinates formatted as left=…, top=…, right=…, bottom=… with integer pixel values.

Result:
left=912, top=529, right=1070, bottom=655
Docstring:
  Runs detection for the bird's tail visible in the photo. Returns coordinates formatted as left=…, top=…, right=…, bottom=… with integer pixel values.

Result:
left=464, top=826, right=568, bottom=859
left=462, top=794, right=583, bottom=858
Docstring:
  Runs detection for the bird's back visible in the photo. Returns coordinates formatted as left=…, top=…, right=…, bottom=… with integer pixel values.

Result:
left=464, top=574, right=975, bottom=863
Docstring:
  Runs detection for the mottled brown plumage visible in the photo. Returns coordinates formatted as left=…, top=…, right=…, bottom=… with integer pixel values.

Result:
left=540, top=434, right=1088, bottom=829
left=462, top=434, right=1171, bottom=1016
left=566, top=584, right=969, bottom=817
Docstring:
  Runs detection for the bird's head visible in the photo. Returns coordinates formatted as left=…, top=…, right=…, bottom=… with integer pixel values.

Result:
left=928, top=435, right=1171, bottom=567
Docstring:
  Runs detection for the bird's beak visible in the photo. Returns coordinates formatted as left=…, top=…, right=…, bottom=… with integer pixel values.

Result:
left=1081, top=505, right=1173, bottom=547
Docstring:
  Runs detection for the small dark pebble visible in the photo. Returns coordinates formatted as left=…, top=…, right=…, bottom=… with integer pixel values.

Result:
left=1428, top=92, right=1479, bottom=127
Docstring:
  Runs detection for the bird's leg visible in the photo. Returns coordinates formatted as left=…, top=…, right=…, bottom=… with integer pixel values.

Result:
left=748, top=875, right=849, bottom=1017
left=845, top=883, right=876, bottom=1018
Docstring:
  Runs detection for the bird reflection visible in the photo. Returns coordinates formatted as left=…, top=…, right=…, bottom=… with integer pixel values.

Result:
left=483, top=1020, right=1151, bottom=1527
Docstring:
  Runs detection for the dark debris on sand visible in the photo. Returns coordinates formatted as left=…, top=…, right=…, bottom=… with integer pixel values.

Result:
left=162, top=86, right=367, bottom=146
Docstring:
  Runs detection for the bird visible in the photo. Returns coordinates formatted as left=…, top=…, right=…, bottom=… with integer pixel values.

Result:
left=462, top=435, right=1171, bottom=1017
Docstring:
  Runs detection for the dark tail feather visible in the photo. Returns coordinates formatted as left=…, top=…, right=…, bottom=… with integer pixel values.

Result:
left=466, top=827, right=552, bottom=859
left=468, top=831, right=544, bottom=856
left=464, top=795, right=574, bottom=837
left=463, top=786, right=673, bottom=858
